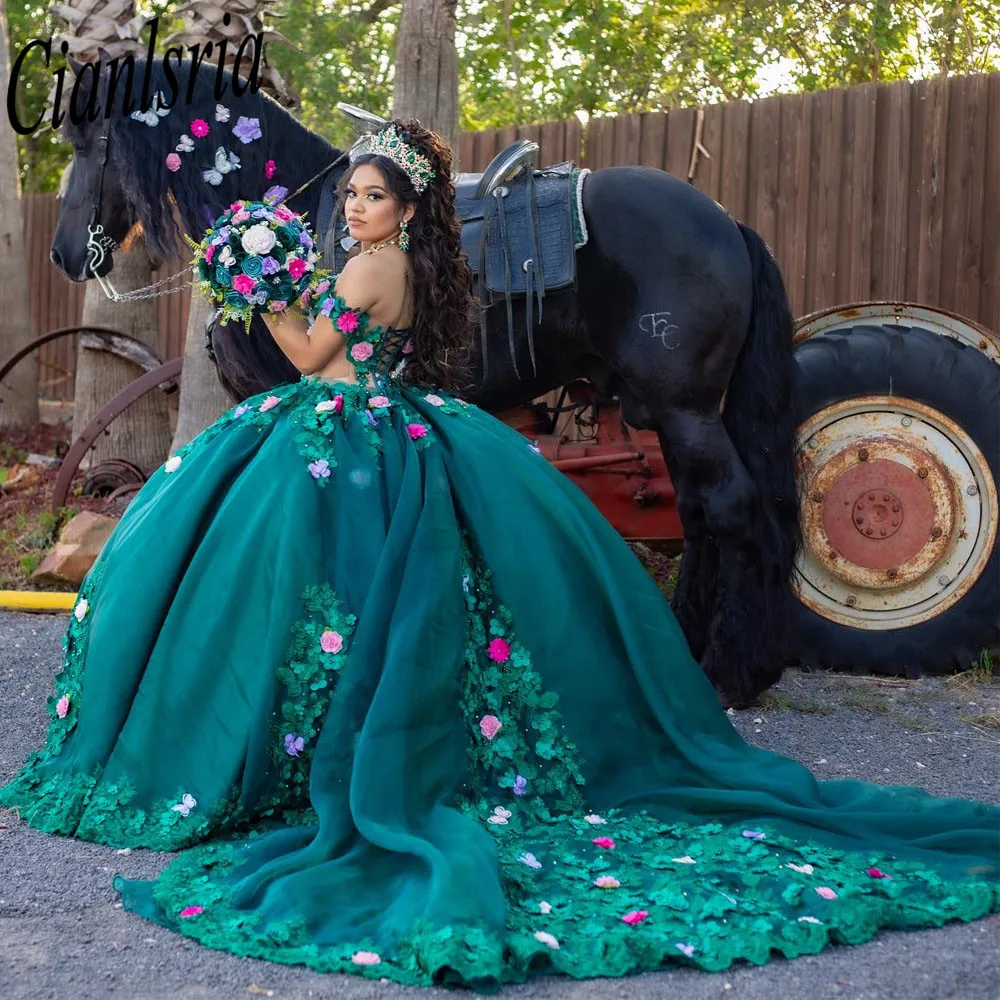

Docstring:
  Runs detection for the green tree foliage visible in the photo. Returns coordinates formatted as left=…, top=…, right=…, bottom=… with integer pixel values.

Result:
left=7, top=1, right=1000, bottom=193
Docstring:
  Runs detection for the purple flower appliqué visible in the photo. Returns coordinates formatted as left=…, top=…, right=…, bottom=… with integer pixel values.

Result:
left=308, top=458, right=331, bottom=479
left=263, top=184, right=288, bottom=204
left=284, top=734, right=305, bottom=756
left=261, top=256, right=280, bottom=275
left=299, top=230, right=313, bottom=250
left=513, top=775, right=527, bottom=796
left=232, top=116, right=262, bottom=144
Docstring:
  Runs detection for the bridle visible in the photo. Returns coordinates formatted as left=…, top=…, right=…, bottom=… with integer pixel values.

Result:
left=83, top=129, right=123, bottom=299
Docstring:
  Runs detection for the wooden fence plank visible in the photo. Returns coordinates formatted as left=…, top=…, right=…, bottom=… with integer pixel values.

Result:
left=806, top=87, right=845, bottom=310
left=870, top=80, right=911, bottom=301
left=614, top=113, right=641, bottom=167
left=837, top=82, right=876, bottom=304
left=718, top=99, right=750, bottom=220
left=906, top=76, right=950, bottom=308
left=979, top=74, right=1000, bottom=333
left=690, top=102, right=724, bottom=203
left=664, top=107, right=697, bottom=182
left=775, top=92, right=812, bottom=314
left=638, top=111, right=666, bottom=169
left=746, top=94, right=782, bottom=250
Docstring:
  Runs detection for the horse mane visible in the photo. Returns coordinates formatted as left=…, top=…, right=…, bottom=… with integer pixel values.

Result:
left=89, top=58, right=341, bottom=260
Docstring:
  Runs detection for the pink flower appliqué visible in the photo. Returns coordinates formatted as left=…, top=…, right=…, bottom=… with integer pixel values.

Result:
left=273, top=207, right=295, bottom=222
left=259, top=395, right=281, bottom=412
left=350, top=341, right=374, bottom=362
left=204, top=244, right=215, bottom=264
left=488, top=637, right=511, bottom=662
left=179, top=906, right=204, bottom=918
left=368, top=395, right=390, bottom=409
left=264, top=159, right=277, bottom=179
left=189, top=118, right=209, bottom=137
left=816, top=887, right=838, bottom=900
left=56, top=694, right=70, bottom=718
left=320, top=630, right=343, bottom=654
left=592, top=837, right=616, bottom=850
left=406, top=423, right=428, bottom=440
left=337, top=311, right=361, bottom=335
left=621, top=910, right=649, bottom=926
left=287, top=258, right=307, bottom=281
left=594, top=876, right=620, bottom=889
left=269, top=300, right=287, bottom=313
left=165, top=152, right=182, bottom=172
left=425, top=394, right=445, bottom=406
left=479, top=715, right=502, bottom=740
left=351, top=951, right=381, bottom=966
left=315, top=399, right=340, bottom=414
left=866, top=867, right=891, bottom=879
left=231, top=209, right=250, bottom=224
left=233, top=274, right=256, bottom=296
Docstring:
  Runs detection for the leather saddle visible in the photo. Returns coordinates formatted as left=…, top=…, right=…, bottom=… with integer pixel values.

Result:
left=316, top=121, right=580, bottom=381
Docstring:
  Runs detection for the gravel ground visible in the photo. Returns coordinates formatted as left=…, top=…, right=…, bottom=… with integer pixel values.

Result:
left=2, top=610, right=998, bottom=1000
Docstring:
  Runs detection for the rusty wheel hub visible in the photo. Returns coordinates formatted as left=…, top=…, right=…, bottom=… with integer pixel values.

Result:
left=794, top=396, right=997, bottom=630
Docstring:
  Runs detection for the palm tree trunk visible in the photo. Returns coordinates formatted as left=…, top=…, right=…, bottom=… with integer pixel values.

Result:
left=0, top=0, right=38, bottom=428
left=73, top=241, right=172, bottom=472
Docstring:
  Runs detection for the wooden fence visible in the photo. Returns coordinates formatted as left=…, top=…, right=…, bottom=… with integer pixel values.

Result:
left=22, top=71, right=1000, bottom=400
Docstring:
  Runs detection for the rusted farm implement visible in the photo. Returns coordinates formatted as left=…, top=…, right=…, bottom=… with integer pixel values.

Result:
left=3, top=299, right=997, bottom=680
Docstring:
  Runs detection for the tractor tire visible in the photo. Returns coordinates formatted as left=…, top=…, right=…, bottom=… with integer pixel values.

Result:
left=789, top=324, right=998, bottom=676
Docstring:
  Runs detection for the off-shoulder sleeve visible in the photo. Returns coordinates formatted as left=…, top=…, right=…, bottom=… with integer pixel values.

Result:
left=305, top=280, right=373, bottom=339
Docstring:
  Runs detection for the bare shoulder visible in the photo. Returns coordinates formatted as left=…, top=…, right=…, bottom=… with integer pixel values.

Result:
left=335, top=248, right=406, bottom=313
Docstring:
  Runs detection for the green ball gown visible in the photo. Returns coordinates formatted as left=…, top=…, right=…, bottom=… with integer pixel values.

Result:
left=2, top=294, right=997, bottom=990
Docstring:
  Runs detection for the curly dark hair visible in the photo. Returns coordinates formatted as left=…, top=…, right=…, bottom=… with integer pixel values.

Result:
left=337, top=119, right=477, bottom=393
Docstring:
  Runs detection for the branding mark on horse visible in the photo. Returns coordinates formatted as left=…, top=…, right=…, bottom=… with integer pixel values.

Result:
left=639, top=312, right=679, bottom=349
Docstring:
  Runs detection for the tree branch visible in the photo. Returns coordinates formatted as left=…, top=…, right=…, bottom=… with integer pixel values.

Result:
left=360, top=0, right=401, bottom=25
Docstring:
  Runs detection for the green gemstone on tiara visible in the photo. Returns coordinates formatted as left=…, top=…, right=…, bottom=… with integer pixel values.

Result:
left=368, top=124, right=436, bottom=194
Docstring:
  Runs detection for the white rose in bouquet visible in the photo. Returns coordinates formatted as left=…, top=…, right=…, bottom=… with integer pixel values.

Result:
left=241, top=223, right=277, bottom=255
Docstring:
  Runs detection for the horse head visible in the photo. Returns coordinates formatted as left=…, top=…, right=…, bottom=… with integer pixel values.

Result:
left=50, top=54, right=341, bottom=284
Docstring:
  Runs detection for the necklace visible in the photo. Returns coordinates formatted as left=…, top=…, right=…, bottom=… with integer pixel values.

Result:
left=363, top=234, right=400, bottom=255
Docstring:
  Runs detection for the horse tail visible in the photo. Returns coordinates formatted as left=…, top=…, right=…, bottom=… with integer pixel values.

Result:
left=723, top=223, right=802, bottom=667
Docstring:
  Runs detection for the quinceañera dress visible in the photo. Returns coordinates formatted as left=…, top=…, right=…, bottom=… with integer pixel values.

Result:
left=2, top=291, right=997, bottom=989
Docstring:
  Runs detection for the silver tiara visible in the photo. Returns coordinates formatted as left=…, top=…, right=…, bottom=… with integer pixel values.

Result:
left=358, top=124, right=436, bottom=194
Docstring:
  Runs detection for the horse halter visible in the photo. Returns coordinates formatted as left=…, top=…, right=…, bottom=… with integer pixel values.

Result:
left=84, top=129, right=122, bottom=299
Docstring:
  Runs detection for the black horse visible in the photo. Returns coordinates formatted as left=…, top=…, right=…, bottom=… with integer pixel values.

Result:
left=50, top=58, right=801, bottom=708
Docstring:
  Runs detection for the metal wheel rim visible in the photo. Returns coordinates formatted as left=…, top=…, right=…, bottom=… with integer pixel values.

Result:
left=794, top=395, right=997, bottom=630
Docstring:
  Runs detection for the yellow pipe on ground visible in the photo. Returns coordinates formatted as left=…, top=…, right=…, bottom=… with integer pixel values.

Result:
left=0, top=591, right=77, bottom=612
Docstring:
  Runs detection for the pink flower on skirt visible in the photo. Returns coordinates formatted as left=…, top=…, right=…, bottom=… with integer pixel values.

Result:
left=406, top=423, right=428, bottom=440
left=488, top=638, right=510, bottom=662
left=351, top=951, right=381, bottom=966
left=594, top=876, right=620, bottom=888
left=621, top=910, right=649, bottom=926
left=320, top=630, right=343, bottom=654
left=368, top=395, right=390, bottom=408
left=815, top=887, right=838, bottom=900
left=479, top=715, right=502, bottom=740
left=350, top=340, right=374, bottom=361
left=259, top=395, right=281, bottom=411
left=865, top=867, right=890, bottom=879
left=592, top=837, right=616, bottom=850
left=55, top=694, right=70, bottom=718
left=179, top=906, right=204, bottom=918
left=338, top=311, right=361, bottom=335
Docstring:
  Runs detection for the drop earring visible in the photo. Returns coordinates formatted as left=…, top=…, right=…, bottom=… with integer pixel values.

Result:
left=399, top=219, right=410, bottom=253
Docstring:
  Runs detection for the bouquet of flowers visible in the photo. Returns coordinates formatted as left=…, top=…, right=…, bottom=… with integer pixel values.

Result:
left=186, top=195, right=327, bottom=332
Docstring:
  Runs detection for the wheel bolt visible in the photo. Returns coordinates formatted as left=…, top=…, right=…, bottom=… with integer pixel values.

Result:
left=931, top=525, right=942, bottom=539
left=810, top=491, right=823, bottom=503
left=868, top=492, right=876, bottom=501
left=967, top=484, right=979, bottom=496
left=938, top=575, right=950, bottom=586
left=886, top=568, right=898, bottom=579
left=917, top=467, right=928, bottom=479
left=901, top=416, right=912, bottom=427
left=858, top=448, right=870, bottom=461
left=846, top=595, right=857, bottom=606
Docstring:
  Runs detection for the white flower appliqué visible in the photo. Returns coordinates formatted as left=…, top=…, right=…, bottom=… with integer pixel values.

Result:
left=73, top=598, right=89, bottom=622
left=165, top=456, right=182, bottom=473
left=240, top=223, right=277, bottom=255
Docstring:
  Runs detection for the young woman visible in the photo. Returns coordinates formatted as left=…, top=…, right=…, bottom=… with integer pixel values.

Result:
left=2, top=120, right=997, bottom=989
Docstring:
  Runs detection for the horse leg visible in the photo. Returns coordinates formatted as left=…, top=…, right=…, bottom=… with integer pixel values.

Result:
left=656, top=430, right=717, bottom=661
left=658, top=410, right=785, bottom=708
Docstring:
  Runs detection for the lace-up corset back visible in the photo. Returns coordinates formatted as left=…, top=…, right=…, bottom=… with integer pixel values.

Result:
left=359, top=325, right=411, bottom=389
